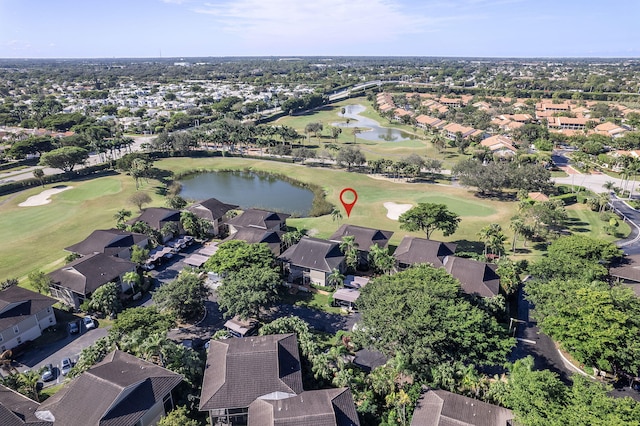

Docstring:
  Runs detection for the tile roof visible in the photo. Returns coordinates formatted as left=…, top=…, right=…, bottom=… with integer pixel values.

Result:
left=200, top=334, right=303, bottom=411
left=187, top=198, right=239, bottom=221
left=64, top=229, right=147, bottom=257
left=410, top=388, right=513, bottom=426
left=479, top=135, right=517, bottom=154
left=36, top=350, right=182, bottom=426
left=0, top=287, right=56, bottom=332
left=247, top=388, right=360, bottom=426
left=279, top=237, right=345, bottom=273
left=0, top=384, right=51, bottom=426
left=393, top=237, right=456, bottom=268
left=48, top=253, right=135, bottom=296
left=329, top=225, right=394, bottom=252
left=610, top=254, right=640, bottom=283
left=227, top=209, right=290, bottom=230
left=444, top=256, right=501, bottom=298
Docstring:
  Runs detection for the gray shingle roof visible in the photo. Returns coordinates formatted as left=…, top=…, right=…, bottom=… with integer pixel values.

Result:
left=393, top=236, right=457, bottom=268
left=444, top=257, right=501, bottom=298
left=278, top=237, right=345, bottom=273
left=0, top=385, right=51, bottom=426
left=64, top=229, right=147, bottom=257
left=410, top=388, right=513, bottom=426
left=227, top=209, right=290, bottom=230
left=36, top=350, right=182, bottom=426
left=0, top=287, right=56, bottom=333
left=329, top=225, right=394, bottom=252
left=48, top=253, right=135, bottom=296
left=187, top=198, right=239, bottom=221
left=200, top=334, right=303, bottom=412
left=247, top=388, right=360, bottom=426
left=225, top=228, right=283, bottom=254
left=127, top=207, right=181, bottom=230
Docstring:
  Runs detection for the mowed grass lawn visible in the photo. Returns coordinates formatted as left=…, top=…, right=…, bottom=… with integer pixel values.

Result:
left=0, top=173, right=165, bottom=282
left=158, top=157, right=514, bottom=246
left=0, top=156, right=622, bottom=282
left=274, top=97, right=466, bottom=167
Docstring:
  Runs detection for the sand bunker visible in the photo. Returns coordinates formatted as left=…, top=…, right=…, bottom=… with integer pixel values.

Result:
left=19, top=186, right=72, bottom=207
left=384, top=202, right=412, bottom=220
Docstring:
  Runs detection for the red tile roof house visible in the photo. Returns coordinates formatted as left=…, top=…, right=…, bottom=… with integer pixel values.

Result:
left=442, top=123, right=483, bottom=140
left=0, top=384, right=52, bottom=426
left=329, top=224, right=394, bottom=270
left=47, top=253, right=136, bottom=310
left=186, top=197, right=239, bottom=237
left=0, top=286, right=56, bottom=354
left=35, top=350, right=183, bottom=426
left=64, top=229, right=148, bottom=260
left=479, top=135, right=518, bottom=158
left=410, top=388, right=513, bottom=426
left=278, top=236, right=346, bottom=287
left=200, top=334, right=360, bottom=426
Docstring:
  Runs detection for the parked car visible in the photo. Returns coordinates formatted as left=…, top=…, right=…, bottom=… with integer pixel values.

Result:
left=41, top=363, right=55, bottom=382
left=83, top=316, right=95, bottom=330
left=68, top=321, right=79, bottom=335
left=60, top=358, right=72, bottom=376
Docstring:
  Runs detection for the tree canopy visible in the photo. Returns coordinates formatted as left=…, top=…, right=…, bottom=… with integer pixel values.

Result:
left=152, top=270, right=209, bottom=321
left=398, top=203, right=461, bottom=239
left=38, top=146, right=89, bottom=172
left=204, top=240, right=275, bottom=274
left=356, top=264, right=514, bottom=378
left=217, top=265, right=281, bottom=320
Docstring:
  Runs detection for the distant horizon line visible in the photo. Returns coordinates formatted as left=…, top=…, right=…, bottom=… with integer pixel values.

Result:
left=1, top=55, right=639, bottom=61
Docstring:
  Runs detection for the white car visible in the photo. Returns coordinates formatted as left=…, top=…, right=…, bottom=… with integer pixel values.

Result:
left=60, top=358, right=72, bottom=376
left=83, top=316, right=96, bottom=330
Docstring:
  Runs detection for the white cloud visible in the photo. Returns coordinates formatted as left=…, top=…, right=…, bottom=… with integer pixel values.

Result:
left=191, top=0, right=446, bottom=50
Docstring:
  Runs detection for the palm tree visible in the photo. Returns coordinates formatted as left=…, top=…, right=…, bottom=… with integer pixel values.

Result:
left=282, top=229, right=305, bottom=250
left=140, top=333, right=169, bottom=367
left=327, top=268, right=345, bottom=289
left=368, top=244, right=395, bottom=275
left=19, top=370, right=42, bottom=402
left=122, top=271, right=140, bottom=294
left=339, top=236, right=359, bottom=272
left=477, top=224, right=502, bottom=257
left=510, top=217, right=525, bottom=252
left=113, top=209, right=132, bottom=228
left=330, top=207, right=343, bottom=222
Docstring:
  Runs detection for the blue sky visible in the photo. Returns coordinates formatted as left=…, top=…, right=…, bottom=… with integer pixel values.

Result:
left=1, top=0, right=638, bottom=58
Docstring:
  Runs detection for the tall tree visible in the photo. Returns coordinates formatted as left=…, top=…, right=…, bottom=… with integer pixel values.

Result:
left=39, top=146, right=89, bottom=172
left=89, top=282, right=121, bottom=316
left=152, top=271, right=209, bottom=322
left=217, top=265, right=281, bottom=320
left=399, top=203, right=460, bottom=240
left=339, top=235, right=359, bottom=272
left=356, top=264, right=514, bottom=378
left=204, top=240, right=275, bottom=274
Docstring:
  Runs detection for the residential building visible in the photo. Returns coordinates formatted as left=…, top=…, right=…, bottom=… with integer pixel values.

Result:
left=186, top=198, right=239, bottom=236
left=227, top=209, right=289, bottom=234
left=0, top=287, right=56, bottom=353
left=200, top=334, right=304, bottom=425
left=0, top=384, right=52, bottom=426
left=393, top=236, right=457, bottom=270
left=36, top=350, right=182, bottom=426
left=279, top=237, right=345, bottom=286
left=224, top=227, right=284, bottom=255
left=48, top=253, right=136, bottom=309
left=329, top=224, right=394, bottom=268
left=64, top=229, right=148, bottom=260
left=595, top=121, right=627, bottom=138
left=547, top=116, right=595, bottom=131
left=247, top=388, right=360, bottom=426
left=442, top=123, right=483, bottom=140
left=410, top=388, right=513, bottom=426
left=444, top=256, right=501, bottom=298
left=128, top=207, right=182, bottom=241
left=479, top=135, right=518, bottom=157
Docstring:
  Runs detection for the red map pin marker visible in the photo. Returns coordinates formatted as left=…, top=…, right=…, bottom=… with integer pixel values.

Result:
left=339, top=188, right=358, bottom=217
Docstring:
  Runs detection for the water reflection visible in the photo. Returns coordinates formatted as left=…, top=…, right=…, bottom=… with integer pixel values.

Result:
left=332, top=104, right=413, bottom=142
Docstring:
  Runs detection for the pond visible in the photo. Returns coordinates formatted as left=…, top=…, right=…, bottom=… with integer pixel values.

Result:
left=332, top=104, right=415, bottom=142
left=179, top=171, right=315, bottom=216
